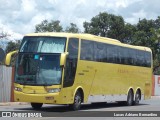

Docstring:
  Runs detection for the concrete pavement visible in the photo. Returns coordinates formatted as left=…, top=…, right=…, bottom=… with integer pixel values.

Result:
left=0, top=102, right=28, bottom=106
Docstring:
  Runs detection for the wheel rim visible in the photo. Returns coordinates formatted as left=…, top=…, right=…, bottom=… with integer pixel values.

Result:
left=74, top=93, right=81, bottom=109
left=135, top=93, right=140, bottom=104
left=127, top=91, right=133, bottom=105
left=128, top=93, right=132, bottom=105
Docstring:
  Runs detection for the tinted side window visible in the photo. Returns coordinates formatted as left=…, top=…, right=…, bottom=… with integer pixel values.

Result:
left=121, top=47, right=129, bottom=65
left=80, top=39, right=151, bottom=68
left=145, top=52, right=151, bottom=67
left=80, top=40, right=94, bottom=61
left=128, top=49, right=136, bottom=65
left=94, top=42, right=107, bottom=62
left=63, top=38, right=79, bottom=87
left=117, top=46, right=122, bottom=64
left=107, top=45, right=118, bottom=63
left=136, top=50, right=144, bottom=66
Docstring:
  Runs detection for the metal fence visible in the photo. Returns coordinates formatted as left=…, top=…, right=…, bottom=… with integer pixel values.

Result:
left=0, top=65, right=12, bottom=102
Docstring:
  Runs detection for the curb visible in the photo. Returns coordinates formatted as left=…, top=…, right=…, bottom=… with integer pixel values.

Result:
left=0, top=102, right=29, bottom=106
left=151, top=96, right=160, bottom=99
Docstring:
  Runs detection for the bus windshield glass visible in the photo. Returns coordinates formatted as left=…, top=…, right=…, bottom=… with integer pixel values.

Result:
left=16, top=53, right=62, bottom=86
left=20, top=36, right=66, bottom=53
left=15, top=36, right=66, bottom=86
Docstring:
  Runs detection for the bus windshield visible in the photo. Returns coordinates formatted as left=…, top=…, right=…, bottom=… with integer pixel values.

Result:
left=15, top=36, right=66, bottom=86
left=16, top=53, right=61, bottom=86
left=20, top=36, right=66, bottom=53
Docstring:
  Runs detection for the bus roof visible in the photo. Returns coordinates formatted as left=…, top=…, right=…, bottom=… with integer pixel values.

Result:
left=25, top=32, right=152, bottom=52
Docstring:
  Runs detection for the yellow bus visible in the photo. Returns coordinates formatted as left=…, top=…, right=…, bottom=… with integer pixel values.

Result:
left=6, top=32, right=153, bottom=110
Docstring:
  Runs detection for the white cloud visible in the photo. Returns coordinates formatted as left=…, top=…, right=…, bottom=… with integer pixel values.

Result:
left=0, top=23, right=23, bottom=41
left=21, top=0, right=37, bottom=12
left=0, top=0, right=160, bottom=41
left=125, top=9, right=147, bottom=24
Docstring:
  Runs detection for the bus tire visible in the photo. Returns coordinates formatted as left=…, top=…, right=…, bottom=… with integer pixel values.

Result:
left=126, top=90, right=133, bottom=106
left=134, top=90, right=141, bottom=105
left=70, top=91, right=82, bottom=111
left=31, top=103, right=43, bottom=110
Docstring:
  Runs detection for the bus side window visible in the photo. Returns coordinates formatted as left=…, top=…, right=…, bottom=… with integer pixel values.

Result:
left=107, top=45, right=112, bottom=63
left=112, top=46, right=118, bottom=63
left=63, top=38, right=79, bottom=88
left=80, top=40, right=94, bottom=61
left=132, top=50, right=137, bottom=66
left=117, top=46, right=121, bottom=64
left=94, top=42, right=106, bottom=62
left=121, top=47, right=128, bottom=65
left=136, top=51, right=144, bottom=67
left=145, top=52, right=151, bottom=67
left=128, top=49, right=136, bottom=65
left=107, top=44, right=117, bottom=63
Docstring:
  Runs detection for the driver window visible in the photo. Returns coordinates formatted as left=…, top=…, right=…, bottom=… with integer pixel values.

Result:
left=63, top=38, right=79, bottom=87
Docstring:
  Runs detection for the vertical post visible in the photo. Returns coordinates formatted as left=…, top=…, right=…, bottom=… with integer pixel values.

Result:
left=152, top=75, right=155, bottom=96
left=10, top=66, right=14, bottom=102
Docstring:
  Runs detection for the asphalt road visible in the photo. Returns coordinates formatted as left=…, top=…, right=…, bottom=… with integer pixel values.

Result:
left=0, top=97, right=160, bottom=120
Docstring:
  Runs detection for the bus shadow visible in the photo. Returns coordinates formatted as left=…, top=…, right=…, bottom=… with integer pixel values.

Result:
left=15, top=102, right=148, bottom=112
left=81, top=102, right=148, bottom=110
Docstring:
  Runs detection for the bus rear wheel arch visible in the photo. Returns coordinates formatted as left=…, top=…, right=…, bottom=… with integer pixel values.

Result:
left=31, top=103, right=43, bottom=110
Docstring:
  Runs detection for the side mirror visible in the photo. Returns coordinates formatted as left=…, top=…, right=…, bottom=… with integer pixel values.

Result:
left=60, top=52, right=68, bottom=67
left=5, top=50, right=18, bottom=66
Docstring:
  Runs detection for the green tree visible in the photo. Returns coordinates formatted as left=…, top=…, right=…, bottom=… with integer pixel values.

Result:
left=65, top=23, right=80, bottom=33
left=130, top=18, right=160, bottom=72
left=83, top=12, right=127, bottom=42
left=123, top=23, right=136, bottom=44
left=131, top=19, right=157, bottom=47
left=35, top=20, right=63, bottom=32
left=152, top=29, right=160, bottom=74
left=83, top=12, right=112, bottom=37
left=5, top=40, right=21, bottom=53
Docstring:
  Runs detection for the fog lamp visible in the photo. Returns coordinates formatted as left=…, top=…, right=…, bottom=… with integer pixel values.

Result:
left=14, top=87, right=22, bottom=92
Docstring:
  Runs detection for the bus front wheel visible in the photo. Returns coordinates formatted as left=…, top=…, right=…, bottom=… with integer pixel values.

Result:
left=31, top=103, right=43, bottom=110
left=70, top=91, right=82, bottom=111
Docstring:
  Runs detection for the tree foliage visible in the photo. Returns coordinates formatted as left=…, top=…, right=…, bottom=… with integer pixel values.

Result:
left=0, top=29, right=10, bottom=39
left=35, top=20, right=80, bottom=33
left=5, top=40, right=21, bottom=54
left=65, top=23, right=80, bottom=33
left=83, top=12, right=131, bottom=43
left=35, top=20, right=63, bottom=32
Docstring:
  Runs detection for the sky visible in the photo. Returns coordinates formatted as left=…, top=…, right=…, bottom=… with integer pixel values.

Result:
left=0, top=0, right=160, bottom=40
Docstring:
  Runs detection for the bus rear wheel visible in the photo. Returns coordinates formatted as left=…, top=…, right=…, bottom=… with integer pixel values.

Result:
left=70, top=91, right=82, bottom=111
left=31, top=103, right=43, bottom=110
left=126, top=90, right=133, bottom=106
left=134, top=91, right=141, bottom=105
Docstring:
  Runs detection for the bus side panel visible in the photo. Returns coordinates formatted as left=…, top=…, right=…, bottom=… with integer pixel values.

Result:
left=77, top=61, right=152, bottom=103
left=74, top=60, right=96, bottom=103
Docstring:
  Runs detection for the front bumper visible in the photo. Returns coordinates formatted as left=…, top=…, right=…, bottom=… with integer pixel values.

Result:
left=14, top=90, right=64, bottom=104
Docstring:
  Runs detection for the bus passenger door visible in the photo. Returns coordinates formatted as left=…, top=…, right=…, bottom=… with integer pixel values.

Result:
left=62, top=38, right=79, bottom=103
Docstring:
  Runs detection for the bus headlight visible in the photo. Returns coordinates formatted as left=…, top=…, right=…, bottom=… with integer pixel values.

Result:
left=47, top=88, right=61, bottom=93
left=14, top=87, right=22, bottom=92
